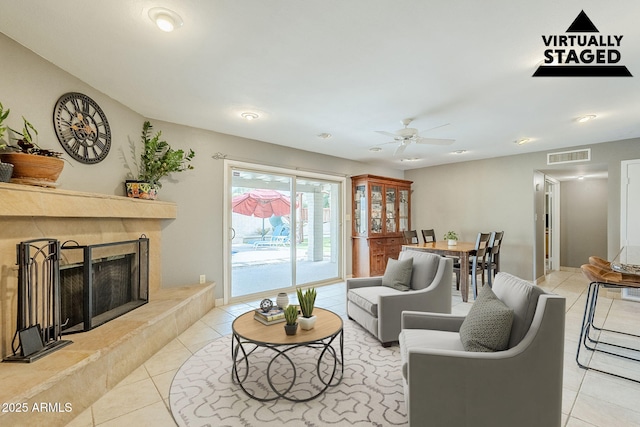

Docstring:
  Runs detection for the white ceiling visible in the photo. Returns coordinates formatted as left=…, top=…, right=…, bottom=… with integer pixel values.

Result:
left=0, top=1, right=638, bottom=171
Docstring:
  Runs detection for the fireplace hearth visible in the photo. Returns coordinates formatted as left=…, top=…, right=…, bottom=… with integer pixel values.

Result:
left=59, top=237, right=149, bottom=334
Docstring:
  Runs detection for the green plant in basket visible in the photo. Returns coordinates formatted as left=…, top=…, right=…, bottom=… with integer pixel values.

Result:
left=296, top=287, right=317, bottom=318
left=284, top=305, right=298, bottom=325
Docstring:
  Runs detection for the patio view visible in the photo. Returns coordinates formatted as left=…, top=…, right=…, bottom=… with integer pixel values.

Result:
left=230, top=168, right=342, bottom=299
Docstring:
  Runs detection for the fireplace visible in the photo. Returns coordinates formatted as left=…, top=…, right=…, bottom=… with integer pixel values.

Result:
left=59, top=237, right=149, bottom=334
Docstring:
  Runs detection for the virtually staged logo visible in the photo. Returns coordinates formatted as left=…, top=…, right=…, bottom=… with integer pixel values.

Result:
left=533, top=10, right=632, bottom=77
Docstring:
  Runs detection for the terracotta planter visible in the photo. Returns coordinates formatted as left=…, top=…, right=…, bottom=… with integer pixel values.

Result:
left=125, top=180, right=158, bottom=200
left=0, top=152, right=64, bottom=187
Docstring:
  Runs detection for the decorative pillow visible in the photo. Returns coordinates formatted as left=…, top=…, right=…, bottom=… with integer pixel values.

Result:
left=381, top=257, right=413, bottom=291
left=459, top=286, right=514, bottom=352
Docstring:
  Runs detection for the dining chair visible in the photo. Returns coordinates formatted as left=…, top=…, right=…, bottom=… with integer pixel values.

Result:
left=453, top=232, right=491, bottom=299
left=403, top=230, right=419, bottom=244
left=421, top=229, right=436, bottom=244
left=485, top=231, right=504, bottom=287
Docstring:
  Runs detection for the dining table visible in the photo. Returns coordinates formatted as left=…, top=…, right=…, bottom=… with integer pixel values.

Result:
left=402, top=241, right=478, bottom=302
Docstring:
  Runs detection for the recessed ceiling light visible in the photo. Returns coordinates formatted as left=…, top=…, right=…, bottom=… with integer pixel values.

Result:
left=452, top=150, right=467, bottom=154
left=576, top=115, right=596, bottom=123
left=369, top=147, right=382, bottom=152
left=514, top=138, right=531, bottom=145
left=148, top=7, right=183, bottom=32
left=240, top=112, right=259, bottom=121
left=317, top=133, right=332, bottom=139
left=400, top=158, right=421, bottom=162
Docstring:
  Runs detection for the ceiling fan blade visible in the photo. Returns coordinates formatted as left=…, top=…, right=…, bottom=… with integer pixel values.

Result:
left=415, top=137, right=455, bottom=146
left=394, top=142, right=409, bottom=156
left=419, top=123, right=451, bottom=133
left=376, top=130, right=402, bottom=140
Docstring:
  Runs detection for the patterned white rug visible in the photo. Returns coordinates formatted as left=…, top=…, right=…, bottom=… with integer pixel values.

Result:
left=169, top=321, right=407, bottom=426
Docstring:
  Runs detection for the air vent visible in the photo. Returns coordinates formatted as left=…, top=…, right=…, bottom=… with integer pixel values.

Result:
left=547, top=148, right=590, bottom=165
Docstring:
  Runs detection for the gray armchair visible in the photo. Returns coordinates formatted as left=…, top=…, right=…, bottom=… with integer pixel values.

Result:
left=347, top=251, right=452, bottom=346
left=399, top=272, right=566, bottom=427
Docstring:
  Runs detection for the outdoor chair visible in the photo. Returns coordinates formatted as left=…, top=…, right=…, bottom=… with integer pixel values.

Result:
left=253, top=224, right=290, bottom=248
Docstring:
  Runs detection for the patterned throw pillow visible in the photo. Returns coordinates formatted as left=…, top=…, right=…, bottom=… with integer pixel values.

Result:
left=381, top=257, right=413, bottom=291
left=459, top=286, right=514, bottom=352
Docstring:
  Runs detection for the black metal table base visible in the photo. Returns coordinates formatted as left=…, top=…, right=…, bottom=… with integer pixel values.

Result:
left=231, top=329, right=344, bottom=402
left=576, top=280, right=640, bottom=383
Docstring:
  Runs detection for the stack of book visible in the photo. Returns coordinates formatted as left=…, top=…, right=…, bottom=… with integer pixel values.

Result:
left=254, top=308, right=285, bottom=325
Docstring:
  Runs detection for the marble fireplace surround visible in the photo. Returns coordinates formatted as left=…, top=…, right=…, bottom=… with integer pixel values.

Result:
left=0, top=183, right=215, bottom=426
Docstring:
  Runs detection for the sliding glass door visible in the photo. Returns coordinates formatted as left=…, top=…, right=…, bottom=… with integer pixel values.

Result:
left=295, top=178, right=340, bottom=285
left=228, top=164, right=343, bottom=301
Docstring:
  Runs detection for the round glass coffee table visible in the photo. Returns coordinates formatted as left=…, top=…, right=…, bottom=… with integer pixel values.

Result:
left=231, top=307, right=343, bottom=402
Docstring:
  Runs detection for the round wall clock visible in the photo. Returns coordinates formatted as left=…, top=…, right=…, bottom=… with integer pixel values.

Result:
left=53, top=92, right=111, bottom=164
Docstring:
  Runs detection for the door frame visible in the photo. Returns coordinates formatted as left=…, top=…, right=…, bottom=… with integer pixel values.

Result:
left=223, top=159, right=347, bottom=305
left=544, top=176, right=560, bottom=273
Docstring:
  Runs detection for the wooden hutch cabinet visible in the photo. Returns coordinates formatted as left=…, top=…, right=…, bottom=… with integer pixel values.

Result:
left=351, top=174, right=412, bottom=277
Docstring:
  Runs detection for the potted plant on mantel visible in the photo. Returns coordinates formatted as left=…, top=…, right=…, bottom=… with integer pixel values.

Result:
left=284, top=304, right=298, bottom=336
left=126, top=120, right=195, bottom=200
left=0, top=102, right=13, bottom=182
left=0, top=116, right=65, bottom=187
left=297, top=287, right=317, bottom=330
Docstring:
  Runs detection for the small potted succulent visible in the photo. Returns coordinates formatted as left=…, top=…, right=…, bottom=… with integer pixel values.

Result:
left=1, top=116, right=65, bottom=187
left=296, top=287, right=317, bottom=330
left=444, top=231, right=459, bottom=246
left=126, top=120, right=195, bottom=199
left=284, top=304, right=298, bottom=335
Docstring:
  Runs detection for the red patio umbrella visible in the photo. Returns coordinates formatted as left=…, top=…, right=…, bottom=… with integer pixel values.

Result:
left=232, top=189, right=292, bottom=218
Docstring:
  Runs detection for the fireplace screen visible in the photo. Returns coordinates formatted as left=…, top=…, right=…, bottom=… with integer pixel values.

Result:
left=59, top=237, right=149, bottom=333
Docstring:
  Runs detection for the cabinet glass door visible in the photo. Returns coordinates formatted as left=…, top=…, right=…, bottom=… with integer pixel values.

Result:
left=385, top=187, right=397, bottom=233
left=399, top=189, right=409, bottom=232
left=354, top=184, right=367, bottom=235
left=370, top=184, right=383, bottom=234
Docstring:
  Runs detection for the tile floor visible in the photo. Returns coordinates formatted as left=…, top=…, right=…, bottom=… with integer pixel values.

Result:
left=65, top=271, right=640, bottom=426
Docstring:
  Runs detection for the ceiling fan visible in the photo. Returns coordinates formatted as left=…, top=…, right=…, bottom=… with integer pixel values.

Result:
left=375, top=118, right=455, bottom=156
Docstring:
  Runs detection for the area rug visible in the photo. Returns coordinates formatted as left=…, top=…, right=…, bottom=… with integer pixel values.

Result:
left=169, top=321, right=407, bottom=426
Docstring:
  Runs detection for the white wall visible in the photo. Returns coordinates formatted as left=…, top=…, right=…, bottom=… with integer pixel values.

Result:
left=406, top=155, right=538, bottom=280
left=406, top=141, right=640, bottom=281
left=560, top=178, right=608, bottom=267
left=0, top=33, right=403, bottom=299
